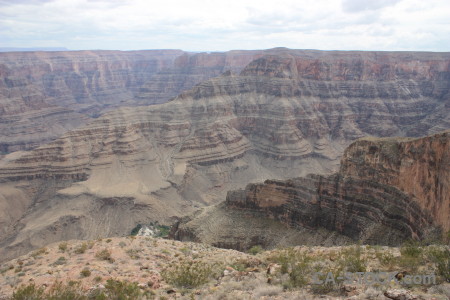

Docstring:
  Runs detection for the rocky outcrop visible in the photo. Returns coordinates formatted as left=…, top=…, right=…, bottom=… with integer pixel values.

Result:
left=341, top=132, right=450, bottom=232
left=173, top=131, right=449, bottom=248
left=0, top=49, right=449, bottom=261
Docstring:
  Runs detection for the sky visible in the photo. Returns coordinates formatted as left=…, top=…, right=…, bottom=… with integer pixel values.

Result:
left=0, top=0, right=449, bottom=52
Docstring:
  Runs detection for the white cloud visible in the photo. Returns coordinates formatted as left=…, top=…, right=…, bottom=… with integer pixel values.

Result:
left=0, top=0, right=449, bottom=51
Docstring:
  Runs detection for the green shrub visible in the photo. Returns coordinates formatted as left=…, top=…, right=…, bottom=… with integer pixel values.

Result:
left=161, top=259, right=216, bottom=288
left=80, top=267, right=91, bottom=278
left=125, top=249, right=141, bottom=260
left=46, top=281, right=86, bottom=299
left=12, top=283, right=45, bottom=300
left=95, top=249, right=114, bottom=262
left=401, top=240, right=423, bottom=258
left=130, top=224, right=142, bottom=236
left=12, top=280, right=148, bottom=300
left=427, top=247, right=450, bottom=283
left=52, top=256, right=67, bottom=266
left=58, top=242, right=68, bottom=253
left=30, top=247, right=47, bottom=259
left=74, top=243, right=88, bottom=254
left=338, top=245, right=366, bottom=273
left=269, top=248, right=313, bottom=288
left=101, top=279, right=142, bottom=299
left=248, top=245, right=263, bottom=255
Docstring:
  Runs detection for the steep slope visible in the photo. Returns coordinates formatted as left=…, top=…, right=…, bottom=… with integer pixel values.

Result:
left=0, top=49, right=449, bottom=261
left=0, top=50, right=184, bottom=152
left=135, top=50, right=268, bottom=104
left=173, top=131, right=449, bottom=249
left=0, top=49, right=266, bottom=153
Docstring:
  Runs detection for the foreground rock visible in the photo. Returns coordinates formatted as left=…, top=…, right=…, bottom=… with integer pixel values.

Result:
left=0, top=236, right=448, bottom=299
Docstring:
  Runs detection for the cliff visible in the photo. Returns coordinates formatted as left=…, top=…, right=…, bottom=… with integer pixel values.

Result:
left=0, top=50, right=184, bottom=152
left=0, top=49, right=449, bottom=261
left=0, top=49, right=266, bottom=152
left=172, top=131, right=449, bottom=249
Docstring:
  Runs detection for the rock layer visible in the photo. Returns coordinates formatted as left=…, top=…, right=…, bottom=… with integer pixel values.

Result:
left=0, top=49, right=449, bottom=261
left=0, top=49, right=267, bottom=152
left=173, top=131, right=449, bottom=248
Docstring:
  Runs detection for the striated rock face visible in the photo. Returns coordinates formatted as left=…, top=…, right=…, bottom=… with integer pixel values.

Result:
left=0, top=50, right=184, bottom=152
left=173, top=131, right=449, bottom=249
left=0, top=49, right=267, bottom=152
left=0, top=49, right=449, bottom=261
left=135, top=50, right=267, bottom=104
left=341, top=132, right=450, bottom=232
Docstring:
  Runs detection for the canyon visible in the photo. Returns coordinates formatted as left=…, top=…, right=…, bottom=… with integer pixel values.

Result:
left=172, top=131, right=449, bottom=250
left=0, top=48, right=449, bottom=262
left=0, top=49, right=266, bottom=152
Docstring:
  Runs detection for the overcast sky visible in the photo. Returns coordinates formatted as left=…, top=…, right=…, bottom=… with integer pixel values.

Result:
left=0, top=0, right=449, bottom=52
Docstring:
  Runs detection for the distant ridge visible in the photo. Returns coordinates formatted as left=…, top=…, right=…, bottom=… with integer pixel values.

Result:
left=0, top=47, right=70, bottom=52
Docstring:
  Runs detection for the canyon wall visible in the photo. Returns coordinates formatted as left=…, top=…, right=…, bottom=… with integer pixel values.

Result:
left=0, top=49, right=266, bottom=152
left=173, top=131, right=449, bottom=249
left=0, top=49, right=449, bottom=261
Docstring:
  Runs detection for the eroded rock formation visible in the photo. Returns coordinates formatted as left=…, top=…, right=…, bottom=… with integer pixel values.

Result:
left=173, top=131, right=449, bottom=249
left=0, top=49, right=449, bottom=261
left=0, top=49, right=266, bottom=152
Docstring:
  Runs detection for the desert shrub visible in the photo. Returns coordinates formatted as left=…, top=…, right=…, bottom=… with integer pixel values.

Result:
left=375, top=251, right=396, bottom=268
left=269, top=248, right=313, bottom=288
left=58, top=242, right=68, bottom=253
left=12, top=283, right=45, bottom=300
left=338, top=245, right=366, bottom=272
left=161, top=258, right=216, bottom=288
left=52, top=256, right=67, bottom=266
left=401, top=240, right=423, bottom=258
left=46, top=281, right=86, bottom=299
left=80, top=267, right=91, bottom=278
left=398, top=240, right=425, bottom=272
left=119, top=241, right=127, bottom=248
left=426, top=247, right=450, bottom=283
left=126, top=248, right=141, bottom=259
left=95, top=249, right=114, bottom=262
left=99, top=279, right=143, bottom=299
left=106, top=239, right=112, bottom=243
left=74, top=243, right=88, bottom=254
left=248, top=245, right=264, bottom=255
left=30, top=247, right=47, bottom=259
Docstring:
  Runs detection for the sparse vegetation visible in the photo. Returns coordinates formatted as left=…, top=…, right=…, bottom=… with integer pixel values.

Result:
left=161, top=258, right=216, bottom=288
left=30, top=248, right=47, bottom=259
left=426, top=247, right=450, bottom=283
left=125, top=248, right=141, bottom=259
left=95, top=249, right=114, bottom=262
left=12, top=283, right=44, bottom=299
left=269, top=248, right=313, bottom=288
left=248, top=245, right=263, bottom=255
left=80, top=267, right=91, bottom=278
left=52, top=256, right=67, bottom=266
left=58, top=242, right=68, bottom=253
left=338, top=244, right=366, bottom=272
left=12, top=279, right=149, bottom=300
left=74, top=242, right=88, bottom=254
